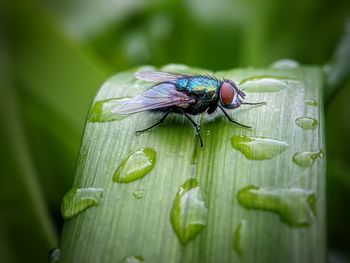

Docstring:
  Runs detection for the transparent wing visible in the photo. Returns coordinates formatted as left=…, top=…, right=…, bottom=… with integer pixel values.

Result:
left=134, top=70, right=185, bottom=83
left=111, top=83, right=195, bottom=115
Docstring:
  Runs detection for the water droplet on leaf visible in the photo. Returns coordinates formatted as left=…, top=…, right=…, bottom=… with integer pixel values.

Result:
left=61, top=187, right=104, bottom=219
left=113, top=148, right=157, bottom=183
left=123, top=255, right=144, bottom=263
left=231, top=136, right=288, bottom=160
left=133, top=189, right=145, bottom=199
left=237, top=185, right=316, bottom=227
left=233, top=220, right=247, bottom=257
left=271, top=59, right=300, bottom=69
left=293, top=150, right=324, bottom=168
left=170, top=179, right=208, bottom=245
left=48, top=248, right=60, bottom=263
left=239, top=76, right=296, bottom=92
left=304, top=99, right=318, bottom=106
left=88, top=98, right=129, bottom=122
left=295, top=117, right=318, bottom=130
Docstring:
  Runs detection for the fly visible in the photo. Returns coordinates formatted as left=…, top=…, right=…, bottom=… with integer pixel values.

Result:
left=112, top=70, right=265, bottom=147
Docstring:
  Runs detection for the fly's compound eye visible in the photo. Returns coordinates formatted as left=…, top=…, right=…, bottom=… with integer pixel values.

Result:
left=220, top=82, right=235, bottom=106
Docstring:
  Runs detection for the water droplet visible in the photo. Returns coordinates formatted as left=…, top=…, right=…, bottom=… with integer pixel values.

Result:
left=237, top=185, right=316, bottom=227
left=161, top=64, right=211, bottom=75
left=271, top=59, right=300, bottom=69
left=304, top=99, right=318, bottom=106
left=239, top=76, right=296, bottom=92
left=206, top=129, right=211, bottom=136
left=231, top=136, right=288, bottom=160
left=233, top=220, right=247, bottom=257
left=292, top=150, right=324, bottom=168
left=161, top=64, right=189, bottom=72
left=123, top=255, right=144, bottom=263
left=113, top=148, right=157, bottom=183
left=170, top=179, right=208, bottom=245
left=133, top=189, right=145, bottom=199
left=88, top=98, right=129, bottom=122
left=295, top=117, right=319, bottom=130
left=48, top=248, right=60, bottom=263
left=61, top=187, right=104, bottom=220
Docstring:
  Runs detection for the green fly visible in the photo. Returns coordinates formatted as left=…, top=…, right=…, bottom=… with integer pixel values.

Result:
left=112, top=70, right=265, bottom=147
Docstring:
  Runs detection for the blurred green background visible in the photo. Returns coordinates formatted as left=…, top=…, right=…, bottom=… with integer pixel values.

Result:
left=1, top=0, right=349, bottom=262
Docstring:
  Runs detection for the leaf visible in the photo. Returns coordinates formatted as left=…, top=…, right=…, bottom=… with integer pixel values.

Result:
left=59, top=64, right=326, bottom=263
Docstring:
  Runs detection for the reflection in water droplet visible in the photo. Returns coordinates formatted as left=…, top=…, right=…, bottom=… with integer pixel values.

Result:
left=237, top=185, right=316, bottom=227
left=123, top=255, right=144, bottom=263
left=61, top=187, right=104, bottom=219
left=231, top=136, right=288, bottom=160
left=233, top=220, right=247, bottom=257
left=239, top=76, right=297, bottom=92
left=88, top=98, right=129, bottom=122
left=304, top=99, right=318, bottom=106
left=295, top=117, right=319, bottom=130
left=133, top=189, right=145, bottom=199
left=271, top=59, right=300, bottom=69
left=113, top=148, right=157, bottom=183
left=170, top=179, right=208, bottom=245
left=293, top=150, right=324, bottom=168
left=48, top=248, right=60, bottom=263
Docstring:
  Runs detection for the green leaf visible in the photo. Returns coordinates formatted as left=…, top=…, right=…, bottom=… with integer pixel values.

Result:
left=59, top=64, right=326, bottom=263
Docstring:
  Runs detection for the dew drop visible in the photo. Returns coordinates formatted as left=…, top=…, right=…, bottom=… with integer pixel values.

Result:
left=61, top=187, right=104, bottom=220
left=304, top=99, right=318, bottom=106
left=133, top=189, right=145, bottom=199
left=48, top=248, right=60, bottom=263
left=88, top=98, right=129, bottom=122
left=271, top=59, right=300, bottom=69
left=233, top=220, right=247, bottom=257
left=170, top=179, right=208, bottom=245
left=122, top=255, right=144, bottom=263
left=237, top=185, right=316, bottom=227
left=295, top=117, right=319, bottom=130
left=239, top=77, right=295, bottom=92
left=113, top=148, right=157, bottom=183
left=161, top=64, right=190, bottom=72
left=292, top=150, right=324, bottom=168
left=231, top=136, right=288, bottom=160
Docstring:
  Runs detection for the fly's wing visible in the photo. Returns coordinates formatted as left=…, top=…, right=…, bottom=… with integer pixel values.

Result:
left=111, top=83, right=195, bottom=115
left=134, top=70, right=185, bottom=83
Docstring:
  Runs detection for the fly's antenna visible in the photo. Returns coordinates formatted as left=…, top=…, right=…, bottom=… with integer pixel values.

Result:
left=242, top=102, right=267, bottom=106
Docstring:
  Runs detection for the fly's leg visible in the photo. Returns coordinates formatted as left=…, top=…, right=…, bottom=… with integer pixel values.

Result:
left=135, top=111, right=171, bottom=134
left=218, top=106, right=251, bottom=129
left=178, top=108, right=203, bottom=147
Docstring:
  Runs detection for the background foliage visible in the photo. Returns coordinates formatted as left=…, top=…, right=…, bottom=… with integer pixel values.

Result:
left=0, top=0, right=349, bottom=262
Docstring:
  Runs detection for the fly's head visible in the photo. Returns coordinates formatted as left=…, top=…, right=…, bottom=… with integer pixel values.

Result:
left=219, top=80, right=245, bottom=109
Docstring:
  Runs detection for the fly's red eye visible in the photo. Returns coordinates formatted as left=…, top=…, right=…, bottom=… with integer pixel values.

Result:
left=220, top=82, right=235, bottom=106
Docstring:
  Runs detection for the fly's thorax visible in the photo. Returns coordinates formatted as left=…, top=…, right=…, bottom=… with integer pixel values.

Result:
left=176, top=76, right=220, bottom=99
left=219, top=80, right=245, bottom=109
left=177, top=78, right=189, bottom=89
